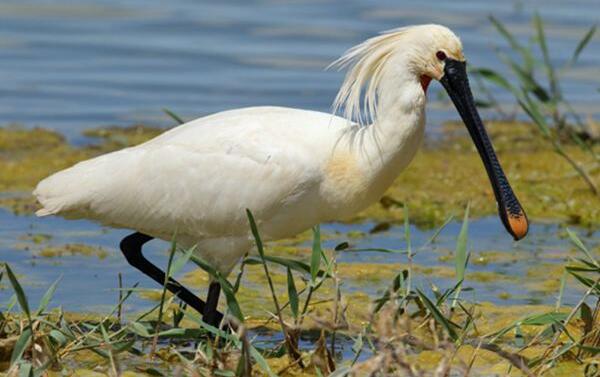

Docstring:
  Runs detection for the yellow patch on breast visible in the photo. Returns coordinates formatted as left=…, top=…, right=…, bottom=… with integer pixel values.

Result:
left=322, top=152, right=369, bottom=212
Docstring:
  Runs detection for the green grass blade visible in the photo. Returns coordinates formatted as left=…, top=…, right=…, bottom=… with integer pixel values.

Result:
left=404, top=205, right=411, bottom=256
left=437, top=278, right=464, bottom=306
left=184, top=310, right=234, bottom=340
left=452, top=204, right=470, bottom=308
left=129, top=322, right=152, bottom=337
left=184, top=310, right=276, bottom=377
left=169, top=245, right=196, bottom=277
left=489, top=16, right=525, bottom=53
left=498, top=52, right=550, bottom=102
left=404, top=205, right=412, bottom=297
left=565, top=228, right=598, bottom=267
left=311, top=225, right=322, bottom=284
left=35, top=276, right=61, bottom=316
left=246, top=209, right=265, bottom=258
left=49, top=329, right=68, bottom=347
left=189, top=254, right=219, bottom=276
left=569, top=24, right=597, bottom=66
left=247, top=209, right=287, bottom=331
left=533, top=12, right=559, bottom=101
left=522, top=312, right=568, bottom=325
left=190, top=248, right=244, bottom=322
left=567, top=271, right=600, bottom=294
left=416, top=289, right=458, bottom=341
left=244, top=255, right=309, bottom=274
left=162, top=108, right=186, bottom=125
left=518, top=92, right=551, bottom=137
left=521, top=313, right=569, bottom=331
left=578, top=345, right=600, bottom=356
left=455, top=204, right=470, bottom=280
left=4, top=264, right=31, bottom=321
left=286, top=267, right=299, bottom=319
left=248, top=344, right=277, bottom=377
left=217, top=274, right=244, bottom=322
left=418, top=215, right=454, bottom=252
left=488, top=311, right=568, bottom=341
left=156, top=236, right=178, bottom=339
left=555, top=270, right=567, bottom=311
left=10, top=327, right=32, bottom=364
left=489, top=15, right=536, bottom=73
left=17, top=361, right=32, bottom=377
left=343, top=247, right=406, bottom=254
left=470, top=67, right=514, bottom=91
left=567, top=260, right=599, bottom=272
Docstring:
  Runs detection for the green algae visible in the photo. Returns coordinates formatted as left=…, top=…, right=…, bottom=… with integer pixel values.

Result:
left=37, top=243, right=108, bottom=259
left=137, top=289, right=175, bottom=302
left=0, top=124, right=165, bottom=214
left=345, top=230, right=366, bottom=239
left=524, top=263, right=573, bottom=294
left=470, top=250, right=523, bottom=266
left=0, top=126, right=94, bottom=192
left=18, top=232, right=52, bottom=244
left=82, top=124, right=164, bottom=149
left=497, top=291, right=512, bottom=300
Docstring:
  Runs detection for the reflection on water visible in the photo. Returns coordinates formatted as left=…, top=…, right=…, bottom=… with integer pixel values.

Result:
left=1, top=208, right=597, bottom=314
left=0, top=0, right=598, bottom=143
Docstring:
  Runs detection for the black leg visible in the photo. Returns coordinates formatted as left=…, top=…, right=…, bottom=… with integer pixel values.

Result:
left=203, top=282, right=221, bottom=327
left=119, top=232, right=224, bottom=326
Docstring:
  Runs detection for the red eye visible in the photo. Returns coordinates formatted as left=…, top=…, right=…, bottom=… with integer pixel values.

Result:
left=436, top=50, right=447, bottom=61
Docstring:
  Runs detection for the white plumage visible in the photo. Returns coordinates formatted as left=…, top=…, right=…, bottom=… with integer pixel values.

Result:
left=34, top=25, right=467, bottom=275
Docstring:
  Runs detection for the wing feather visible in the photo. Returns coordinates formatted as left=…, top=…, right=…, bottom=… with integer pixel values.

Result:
left=34, top=107, right=340, bottom=240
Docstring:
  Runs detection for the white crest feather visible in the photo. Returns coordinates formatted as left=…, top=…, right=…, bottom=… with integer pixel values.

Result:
left=329, top=27, right=411, bottom=126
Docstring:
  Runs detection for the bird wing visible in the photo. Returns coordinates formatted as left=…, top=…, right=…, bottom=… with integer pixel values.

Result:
left=34, top=107, right=341, bottom=240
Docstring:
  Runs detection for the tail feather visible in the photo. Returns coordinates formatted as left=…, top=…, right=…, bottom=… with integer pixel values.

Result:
left=34, top=204, right=61, bottom=217
left=34, top=169, right=86, bottom=217
left=33, top=150, right=132, bottom=219
left=35, top=208, right=54, bottom=217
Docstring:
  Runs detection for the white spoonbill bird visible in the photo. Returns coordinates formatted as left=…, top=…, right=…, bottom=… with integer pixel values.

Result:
left=34, top=24, right=528, bottom=326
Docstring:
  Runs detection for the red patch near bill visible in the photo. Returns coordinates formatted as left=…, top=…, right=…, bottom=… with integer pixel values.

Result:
left=420, top=75, right=432, bottom=93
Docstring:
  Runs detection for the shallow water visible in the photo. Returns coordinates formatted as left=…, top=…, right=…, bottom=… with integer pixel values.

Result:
left=1, top=208, right=597, bottom=314
left=1, top=0, right=599, bottom=144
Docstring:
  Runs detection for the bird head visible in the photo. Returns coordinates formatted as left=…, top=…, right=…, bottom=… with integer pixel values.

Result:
left=332, top=25, right=529, bottom=241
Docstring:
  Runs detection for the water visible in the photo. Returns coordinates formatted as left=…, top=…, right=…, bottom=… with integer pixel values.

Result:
left=3, top=206, right=597, bottom=366
left=1, top=208, right=597, bottom=313
left=0, top=0, right=599, bottom=144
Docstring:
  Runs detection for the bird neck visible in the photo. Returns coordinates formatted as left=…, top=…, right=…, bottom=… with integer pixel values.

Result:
left=360, top=71, right=427, bottom=178
left=323, top=68, right=427, bottom=218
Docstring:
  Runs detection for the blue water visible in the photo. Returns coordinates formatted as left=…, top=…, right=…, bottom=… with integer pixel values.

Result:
left=1, top=207, right=597, bottom=313
left=0, top=0, right=598, bottom=144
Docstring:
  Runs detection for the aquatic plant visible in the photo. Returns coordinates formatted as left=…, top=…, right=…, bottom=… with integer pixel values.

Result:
left=474, top=14, right=599, bottom=195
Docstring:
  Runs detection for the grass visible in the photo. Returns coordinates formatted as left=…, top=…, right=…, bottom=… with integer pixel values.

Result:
left=473, top=14, right=599, bottom=195
left=1, top=207, right=598, bottom=376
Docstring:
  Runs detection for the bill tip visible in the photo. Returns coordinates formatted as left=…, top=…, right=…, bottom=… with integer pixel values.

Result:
left=508, top=212, right=529, bottom=240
